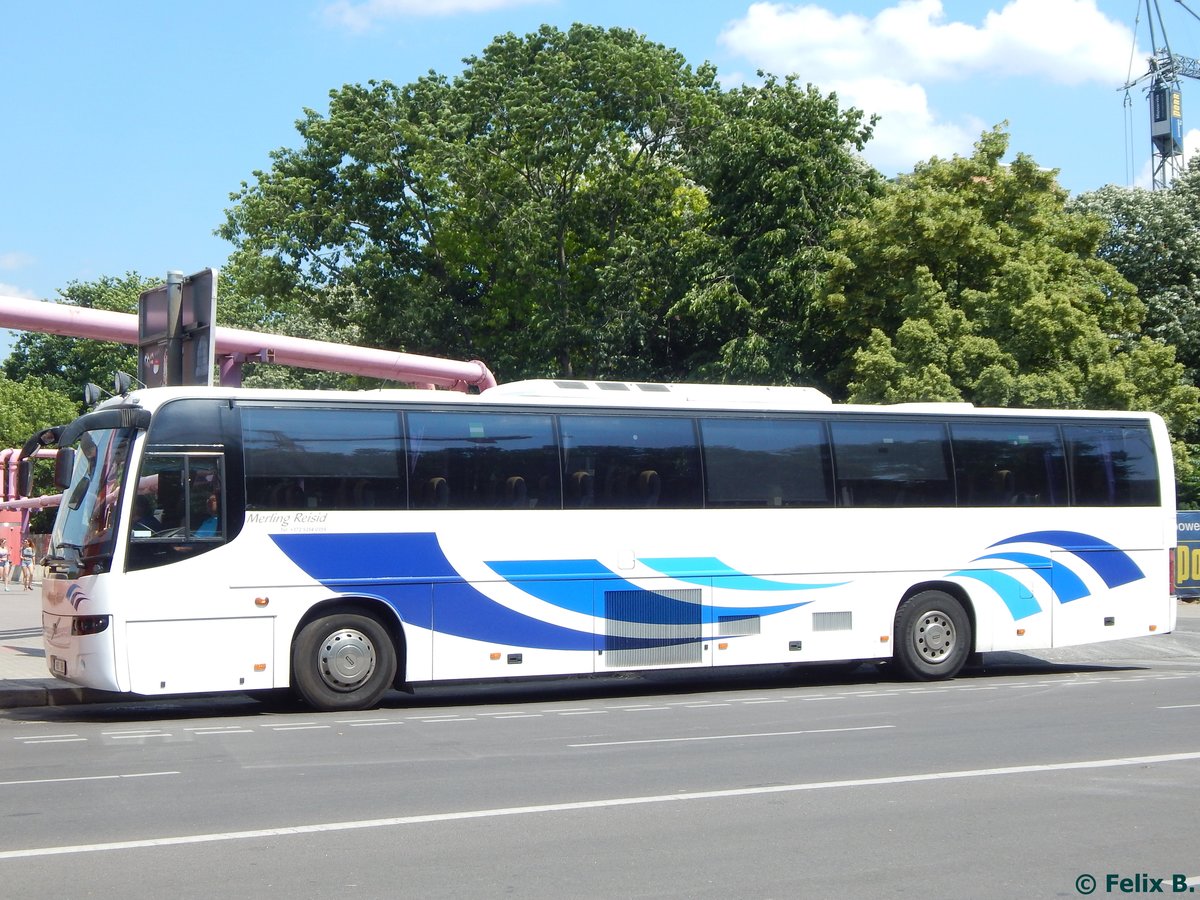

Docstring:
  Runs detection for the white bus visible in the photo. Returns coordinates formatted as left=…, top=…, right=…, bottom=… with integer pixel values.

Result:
left=33, top=380, right=1177, bottom=711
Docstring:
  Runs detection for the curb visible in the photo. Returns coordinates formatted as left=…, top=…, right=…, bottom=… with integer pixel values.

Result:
left=0, top=680, right=130, bottom=709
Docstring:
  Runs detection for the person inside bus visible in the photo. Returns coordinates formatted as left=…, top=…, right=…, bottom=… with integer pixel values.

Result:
left=131, top=495, right=163, bottom=536
left=195, top=493, right=221, bottom=537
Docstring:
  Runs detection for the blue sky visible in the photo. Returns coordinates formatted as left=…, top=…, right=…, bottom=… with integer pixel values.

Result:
left=2, top=0, right=1198, bottom=318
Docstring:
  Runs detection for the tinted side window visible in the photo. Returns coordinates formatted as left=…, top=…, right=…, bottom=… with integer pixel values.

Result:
left=700, top=418, right=832, bottom=508
left=1065, top=423, right=1160, bottom=506
left=146, top=399, right=229, bottom=446
left=559, top=415, right=701, bottom=509
left=242, top=406, right=406, bottom=510
left=951, top=422, right=1066, bottom=507
left=407, top=411, right=560, bottom=509
left=831, top=420, right=953, bottom=507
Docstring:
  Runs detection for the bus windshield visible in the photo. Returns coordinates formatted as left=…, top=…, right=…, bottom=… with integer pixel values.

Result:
left=52, top=426, right=135, bottom=576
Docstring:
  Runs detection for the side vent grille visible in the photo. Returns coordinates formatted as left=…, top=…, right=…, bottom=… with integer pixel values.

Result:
left=813, top=611, right=853, bottom=632
left=718, top=615, right=761, bottom=636
left=604, top=589, right=702, bottom=668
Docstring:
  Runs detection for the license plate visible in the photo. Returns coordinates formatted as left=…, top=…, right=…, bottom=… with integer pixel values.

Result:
left=50, top=656, right=67, bottom=677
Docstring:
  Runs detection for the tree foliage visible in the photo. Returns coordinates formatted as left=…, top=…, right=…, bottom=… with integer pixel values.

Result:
left=222, top=25, right=724, bottom=381
left=1070, top=156, right=1200, bottom=379
left=0, top=375, right=78, bottom=449
left=670, top=74, right=880, bottom=383
left=220, top=25, right=881, bottom=383
left=814, top=127, right=1200, bottom=489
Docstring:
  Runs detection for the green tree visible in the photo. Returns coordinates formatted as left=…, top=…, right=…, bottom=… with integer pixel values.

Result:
left=3, top=272, right=153, bottom=404
left=814, top=127, right=1200, bottom=482
left=670, top=74, right=880, bottom=383
left=221, top=25, right=721, bottom=381
left=1070, top=156, right=1200, bottom=379
left=0, top=375, right=78, bottom=448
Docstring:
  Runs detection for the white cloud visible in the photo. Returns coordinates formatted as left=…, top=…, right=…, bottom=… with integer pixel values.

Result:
left=323, top=0, right=547, bottom=31
left=721, top=0, right=1133, bottom=87
left=0, top=252, right=34, bottom=272
left=719, top=0, right=1135, bottom=174
left=0, top=282, right=39, bottom=300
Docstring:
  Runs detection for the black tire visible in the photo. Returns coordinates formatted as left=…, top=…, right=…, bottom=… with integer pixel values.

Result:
left=892, top=590, right=971, bottom=681
left=292, top=612, right=397, bottom=711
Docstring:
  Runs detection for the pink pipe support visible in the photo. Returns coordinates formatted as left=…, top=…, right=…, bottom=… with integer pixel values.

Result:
left=0, top=449, right=60, bottom=511
left=0, top=449, right=14, bottom=501
left=0, top=294, right=497, bottom=392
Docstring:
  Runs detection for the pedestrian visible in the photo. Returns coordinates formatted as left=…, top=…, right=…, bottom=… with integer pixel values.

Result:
left=19, top=539, right=34, bottom=591
left=0, top=538, right=9, bottom=592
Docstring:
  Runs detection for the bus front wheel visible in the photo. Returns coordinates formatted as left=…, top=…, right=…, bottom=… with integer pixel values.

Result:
left=892, top=591, right=971, bottom=681
left=292, top=613, right=397, bottom=711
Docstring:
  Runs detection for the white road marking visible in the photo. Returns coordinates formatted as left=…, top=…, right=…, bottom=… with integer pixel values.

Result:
left=107, top=733, right=171, bottom=740
left=0, top=771, right=178, bottom=789
left=12, top=734, right=79, bottom=741
left=569, top=724, right=896, bottom=748
left=263, top=725, right=330, bottom=732
left=4, top=752, right=1199, bottom=860
left=16, top=738, right=87, bottom=745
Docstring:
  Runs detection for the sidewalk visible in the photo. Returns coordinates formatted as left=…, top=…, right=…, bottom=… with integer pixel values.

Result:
left=3, top=582, right=1200, bottom=710
left=0, top=579, right=127, bottom=708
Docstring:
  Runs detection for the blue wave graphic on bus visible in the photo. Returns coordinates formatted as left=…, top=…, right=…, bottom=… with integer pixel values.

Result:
left=485, top=558, right=816, bottom=621
left=637, top=557, right=848, bottom=593
left=948, top=530, right=1144, bottom=621
left=989, top=531, right=1144, bottom=589
left=949, top=569, right=1042, bottom=620
left=273, top=532, right=593, bottom=650
left=272, top=533, right=803, bottom=652
left=66, top=584, right=90, bottom=611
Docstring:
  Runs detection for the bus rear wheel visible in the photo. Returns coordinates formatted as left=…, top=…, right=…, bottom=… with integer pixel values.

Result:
left=892, top=590, right=971, bottom=681
left=292, top=613, right=397, bottom=711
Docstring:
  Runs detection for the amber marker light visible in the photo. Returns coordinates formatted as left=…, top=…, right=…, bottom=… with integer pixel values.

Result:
left=254, top=664, right=267, bottom=672
left=490, top=652, right=502, bottom=660
left=255, top=597, right=270, bottom=607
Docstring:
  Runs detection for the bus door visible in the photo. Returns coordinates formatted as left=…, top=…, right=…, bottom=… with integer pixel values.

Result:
left=122, top=451, right=274, bottom=694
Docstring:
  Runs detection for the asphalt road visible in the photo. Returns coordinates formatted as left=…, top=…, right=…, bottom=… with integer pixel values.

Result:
left=2, top=624, right=1199, bottom=900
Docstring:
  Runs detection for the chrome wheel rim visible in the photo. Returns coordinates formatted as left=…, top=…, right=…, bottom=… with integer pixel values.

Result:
left=318, top=628, right=377, bottom=692
left=913, top=610, right=955, bottom=664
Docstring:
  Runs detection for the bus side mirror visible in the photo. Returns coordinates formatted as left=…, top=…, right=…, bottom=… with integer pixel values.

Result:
left=17, top=459, right=33, bottom=497
left=54, top=449, right=76, bottom=489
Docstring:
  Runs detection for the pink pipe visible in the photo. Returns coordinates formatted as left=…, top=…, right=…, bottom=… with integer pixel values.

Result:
left=0, top=494, right=62, bottom=511
left=0, top=294, right=497, bottom=392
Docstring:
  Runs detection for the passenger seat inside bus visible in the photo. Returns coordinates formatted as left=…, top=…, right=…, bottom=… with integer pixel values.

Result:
left=421, top=477, right=450, bottom=509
